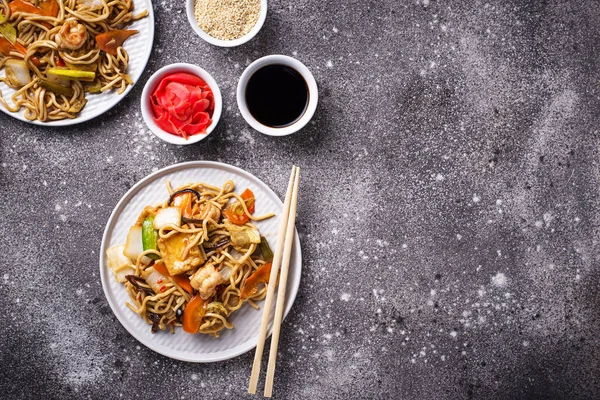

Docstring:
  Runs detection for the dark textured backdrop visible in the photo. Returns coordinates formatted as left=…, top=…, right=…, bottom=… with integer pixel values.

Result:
left=1, top=0, right=600, bottom=399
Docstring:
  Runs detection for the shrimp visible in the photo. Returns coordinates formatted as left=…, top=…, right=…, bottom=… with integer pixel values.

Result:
left=190, top=263, right=224, bottom=299
left=55, top=18, right=87, bottom=50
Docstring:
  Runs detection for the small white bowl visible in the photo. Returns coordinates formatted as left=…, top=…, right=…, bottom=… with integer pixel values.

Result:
left=141, top=63, right=222, bottom=145
left=186, top=0, right=267, bottom=47
left=237, top=55, right=318, bottom=136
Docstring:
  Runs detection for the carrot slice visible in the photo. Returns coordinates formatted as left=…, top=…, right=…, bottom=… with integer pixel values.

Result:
left=172, top=192, right=193, bottom=219
left=0, top=38, right=40, bottom=66
left=224, top=188, right=255, bottom=225
left=96, top=30, right=139, bottom=55
left=182, top=295, right=207, bottom=334
left=240, top=262, right=272, bottom=299
left=9, top=0, right=41, bottom=14
left=39, top=0, right=59, bottom=17
left=0, top=37, right=14, bottom=56
left=241, top=188, right=255, bottom=213
left=153, top=261, right=194, bottom=294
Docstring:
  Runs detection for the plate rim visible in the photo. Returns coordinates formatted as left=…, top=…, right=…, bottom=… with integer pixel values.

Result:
left=99, top=161, right=302, bottom=363
left=0, top=0, right=155, bottom=127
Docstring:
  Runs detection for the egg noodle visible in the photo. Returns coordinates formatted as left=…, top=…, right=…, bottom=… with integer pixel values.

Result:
left=0, top=0, right=147, bottom=121
left=119, top=180, right=275, bottom=337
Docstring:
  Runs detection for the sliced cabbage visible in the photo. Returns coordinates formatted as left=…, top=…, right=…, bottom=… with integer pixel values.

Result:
left=76, top=0, right=103, bottom=10
left=227, top=248, right=244, bottom=260
left=5, top=59, right=31, bottom=88
left=219, top=266, right=232, bottom=280
left=141, top=267, right=167, bottom=294
left=123, top=225, right=143, bottom=260
left=106, top=244, right=134, bottom=283
left=224, top=220, right=261, bottom=252
left=153, top=207, right=181, bottom=230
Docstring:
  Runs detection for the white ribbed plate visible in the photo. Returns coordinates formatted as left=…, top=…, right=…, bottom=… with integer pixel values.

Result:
left=99, top=161, right=302, bottom=362
left=0, top=0, right=154, bottom=126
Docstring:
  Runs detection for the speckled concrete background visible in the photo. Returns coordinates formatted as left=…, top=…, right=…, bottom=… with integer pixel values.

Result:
left=1, top=0, right=600, bottom=399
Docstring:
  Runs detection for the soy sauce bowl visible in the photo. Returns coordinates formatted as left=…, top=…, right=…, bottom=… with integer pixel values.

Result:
left=237, top=55, right=318, bottom=136
left=141, top=63, right=222, bottom=145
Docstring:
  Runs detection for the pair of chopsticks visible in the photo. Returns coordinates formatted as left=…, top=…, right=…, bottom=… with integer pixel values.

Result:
left=248, top=165, right=300, bottom=398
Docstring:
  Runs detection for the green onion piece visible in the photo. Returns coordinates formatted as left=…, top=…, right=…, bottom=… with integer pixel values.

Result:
left=142, top=217, right=159, bottom=260
left=83, top=80, right=102, bottom=93
left=46, top=68, right=96, bottom=81
left=38, top=78, right=74, bottom=97
left=64, top=60, right=97, bottom=72
left=0, top=20, right=17, bottom=44
left=259, top=236, right=274, bottom=263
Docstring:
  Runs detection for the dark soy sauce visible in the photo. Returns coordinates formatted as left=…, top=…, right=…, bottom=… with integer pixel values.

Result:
left=245, top=64, right=309, bottom=128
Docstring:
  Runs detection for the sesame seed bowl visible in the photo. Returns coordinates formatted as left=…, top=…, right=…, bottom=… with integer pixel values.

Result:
left=185, top=0, right=267, bottom=47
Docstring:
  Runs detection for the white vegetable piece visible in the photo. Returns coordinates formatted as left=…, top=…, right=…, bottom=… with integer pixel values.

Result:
left=106, top=244, right=134, bottom=282
left=224, top=220, right=261, bottom=251
left=141, top=267, right=167, bottom=294
left=45, top=70, right=70, bottom=86
left=219, top=266, right=232, bottom=280
left=5, top=59, right=31, bottom=88
left=153, top=207, right=182, bottom=230
left=123, top=225, right=144, bottom=260
left=76, top=0, right=104, bottom=10
left=140, top=255, right=153, bottom=266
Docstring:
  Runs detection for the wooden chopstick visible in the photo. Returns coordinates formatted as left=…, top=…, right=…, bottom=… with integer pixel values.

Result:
left=264, top=167, right=300, bottom=397
left=248, top=166, right=298, bottom=395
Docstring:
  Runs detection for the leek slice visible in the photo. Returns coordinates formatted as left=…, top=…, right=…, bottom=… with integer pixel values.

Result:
left=38, top=78, right=74, bottom=97
left=46, top=68, right=96, bottom=82
left=0, top=19, right=17, bottom=44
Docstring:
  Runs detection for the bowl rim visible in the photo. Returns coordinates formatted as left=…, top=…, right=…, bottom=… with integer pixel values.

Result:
left=185, top=0, right=267, bottom=47
left=140, top=63, right=222, bottom=145
left=236, top=55, right=318, bottom=137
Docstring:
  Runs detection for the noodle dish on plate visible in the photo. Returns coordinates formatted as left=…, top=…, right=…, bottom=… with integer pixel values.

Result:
left=0, top=0, right=153, bottom=124
left=107, top=179, right=278, bottom=337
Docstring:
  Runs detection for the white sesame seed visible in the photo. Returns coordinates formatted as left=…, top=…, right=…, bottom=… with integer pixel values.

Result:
left=194, top=0, right=261, bottom=41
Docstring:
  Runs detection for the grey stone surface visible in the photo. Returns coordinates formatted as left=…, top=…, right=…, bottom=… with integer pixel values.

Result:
left=1, top=0, right=600, bottom=399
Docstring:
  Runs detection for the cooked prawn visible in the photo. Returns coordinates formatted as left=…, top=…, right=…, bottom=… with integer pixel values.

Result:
left=190, top=263, right=224, bottom=299
left=55, top=18, right=87, bottom=50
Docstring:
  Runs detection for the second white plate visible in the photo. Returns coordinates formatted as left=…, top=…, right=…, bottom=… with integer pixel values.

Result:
left=99, top=161, right=302, bottom=362
left=0, top=0, right=155, bottom=126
